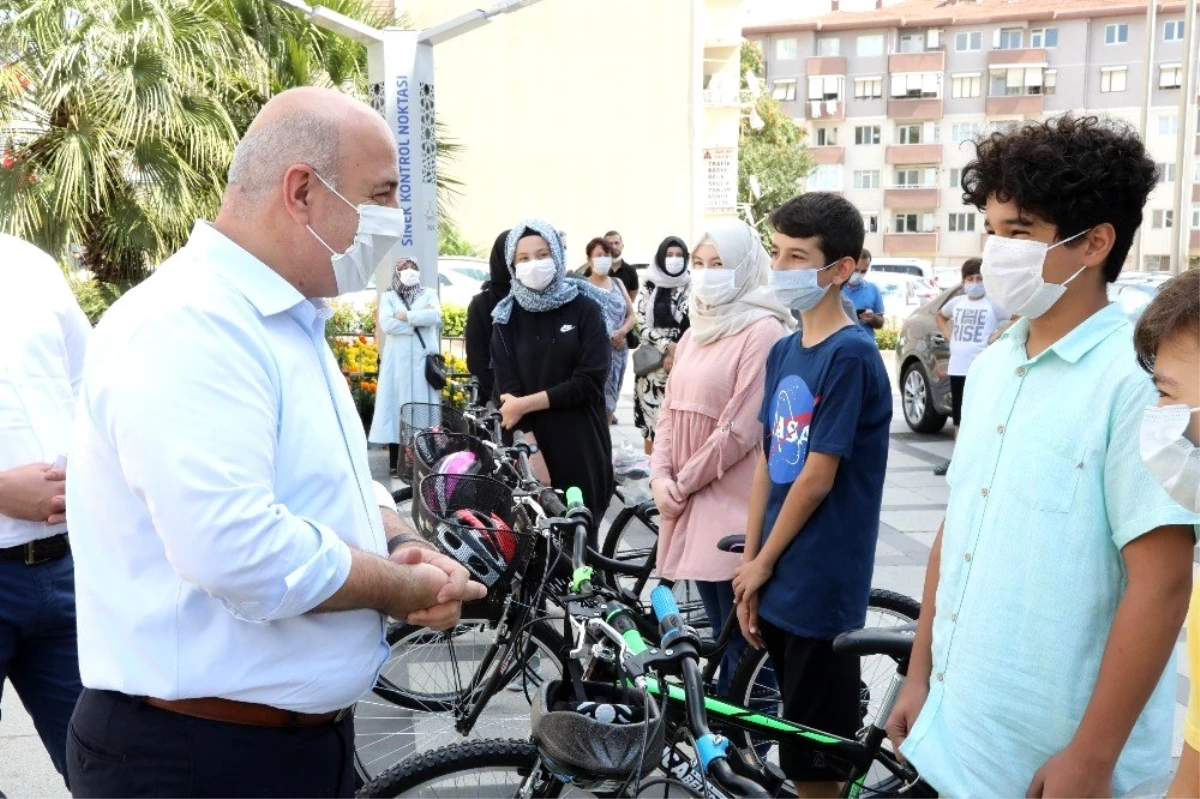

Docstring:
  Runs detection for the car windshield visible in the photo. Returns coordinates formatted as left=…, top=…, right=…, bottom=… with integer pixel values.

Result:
left=1110, top=283, right=1158, bottom=321
left=876, top=265, right=923, bottom=278
left=875, top=281, right=904, bottom=298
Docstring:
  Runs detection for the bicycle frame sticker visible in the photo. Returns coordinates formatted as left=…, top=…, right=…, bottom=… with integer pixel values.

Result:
left=661, top=746, right=725, bottom=799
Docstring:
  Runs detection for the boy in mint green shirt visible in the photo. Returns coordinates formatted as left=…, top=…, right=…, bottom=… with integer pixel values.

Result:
left=887, top=116, right=1200, bottom=796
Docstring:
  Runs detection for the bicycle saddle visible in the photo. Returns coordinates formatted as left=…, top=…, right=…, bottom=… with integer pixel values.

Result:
left=832, top=623, right=917, bottom=660
left=716, top=534, right=745, bottom=553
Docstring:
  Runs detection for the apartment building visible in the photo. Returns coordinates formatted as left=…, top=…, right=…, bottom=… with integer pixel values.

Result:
left=746, top=0, right=1200, bottom=272
left=398, top=0, right=743, bottom=263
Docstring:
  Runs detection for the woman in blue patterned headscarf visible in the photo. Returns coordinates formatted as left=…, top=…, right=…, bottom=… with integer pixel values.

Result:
left=491, top=218, right=615, bottom=525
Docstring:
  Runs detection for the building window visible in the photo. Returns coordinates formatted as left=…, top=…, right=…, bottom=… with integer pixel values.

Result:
left=855, top=125, right=881, bottom=145
left=952, top=73, right=982, bottom=98
left=894, top=213, right=934, bottom=233
left=1100, top=67, right=1127, bottom=93
left=996, top=28, right=1023, bottom=49
left=1144, top=255, right=1171, bottom=272
left=950, top=123, right=981, bottom=144
left=896, top=124, right=922, bottom=144
left=989, top=67, right=1046, bottom=96
left=776, top=37, right=798, bottom=60
left=895, top=168, right=935, bottom=187
left=1030, top=28, right=1058, bottom=48
left=1043, top=70, right=1057, bottom=95
left=891, top=72, right=942, bottom=99
left=1104, top=23, right=1129, bottom=45
left=898, top=32, right=925, bottom=53
left=955, top=31, right=982, bottom=52
left=949, top=167, right=961, bottom=188
left=772, top=80, right=797, bottom=101
left=1192, top=206, right=1200, bottom=230
left=816, top=37, right=840, bottom=56
left=815, top=126, right=839, bottom=146
left=949, top=213, right=977, bottom=232
left=1152, top=209, right=1173, bottom=229
left=1160, top=64, right=1183, bottom=89
left=1165, top=20, right=1185, bottom=42
left=854, top=77, right=883, bottom=100
left=807, top=75, right=844, bottom=102
left=1159, top=114, right=1179, bottom=136
left=865, top=214, right=880, bottom=234
left=854, top=170, right=881, bottom=189
left=809, top=164, right=843, bottom=191
left=991, top=120, right=1019, bottom=135
left=1158, top=163, right=1177, bottom=183
left=857, top=34, right=885, bottom=56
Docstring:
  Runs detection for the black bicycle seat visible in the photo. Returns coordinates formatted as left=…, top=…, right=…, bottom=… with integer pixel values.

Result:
left=832, top=623, right=917, bottom=660
left=716, top=534, right=745, bottom=553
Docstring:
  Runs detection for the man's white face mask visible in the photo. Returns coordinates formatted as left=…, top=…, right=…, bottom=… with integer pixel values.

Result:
left=306, top=172, right=407, bottom=296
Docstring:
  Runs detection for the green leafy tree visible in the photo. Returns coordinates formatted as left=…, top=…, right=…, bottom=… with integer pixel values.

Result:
left=738, top=42, right=813, bottom=241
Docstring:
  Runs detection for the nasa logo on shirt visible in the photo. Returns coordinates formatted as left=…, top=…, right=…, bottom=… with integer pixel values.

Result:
left=768, top=374, right=817, bottom=484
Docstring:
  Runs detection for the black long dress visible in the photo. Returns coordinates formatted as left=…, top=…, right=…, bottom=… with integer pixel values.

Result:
left=491, top=296, right=614, bottom=526
left=464, top=231, right=511, bottom=404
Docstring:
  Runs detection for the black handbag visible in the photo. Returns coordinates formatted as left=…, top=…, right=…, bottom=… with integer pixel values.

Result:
left=400, top=294, right=447, bottom=391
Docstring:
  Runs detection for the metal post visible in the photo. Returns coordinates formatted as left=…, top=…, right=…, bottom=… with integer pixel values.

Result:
left=1171, top=0, right=1198, bottom=273
left=1134, top=0, right=1158, bottom=271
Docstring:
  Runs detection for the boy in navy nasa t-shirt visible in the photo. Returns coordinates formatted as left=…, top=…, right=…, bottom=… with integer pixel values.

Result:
left=733, top=193, right=892, bottom=791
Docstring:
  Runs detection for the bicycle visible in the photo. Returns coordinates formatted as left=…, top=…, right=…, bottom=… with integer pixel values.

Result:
left=357, top=489, right=933, bottom=798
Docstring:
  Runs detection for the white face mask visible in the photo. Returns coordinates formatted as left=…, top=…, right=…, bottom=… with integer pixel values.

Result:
left=1140, top=404, right=1200, bottom=512
left=691, top=268, right=738, bottom=306
left=965, top=282, right=986, bottom=299
left=592, top=256, right=613, bottom=276
left=980, top=230, right=1089, bottom=318
left=399, top=269, right=421, bottom=287
left=515, top=258, right=557, bottom=292
left=306, top=172, right=406, bottom=296
left=664, top=256, right=686, bottom=276
left=769, top=262, right=836, bottom=312
left=848, top=272, right=865, bottom=287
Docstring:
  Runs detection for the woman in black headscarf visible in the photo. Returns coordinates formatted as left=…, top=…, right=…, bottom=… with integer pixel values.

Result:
left=465, top=230, right=511, bottom=404
left=633, top=236, right=691, bottom=455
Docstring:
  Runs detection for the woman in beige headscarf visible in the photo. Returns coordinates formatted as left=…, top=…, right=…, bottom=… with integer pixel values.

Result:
left=648, top=217, right=792, bottom=694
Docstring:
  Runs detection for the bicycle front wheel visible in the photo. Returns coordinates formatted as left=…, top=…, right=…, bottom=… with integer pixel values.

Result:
left=357, top=738, right=566, bottom=799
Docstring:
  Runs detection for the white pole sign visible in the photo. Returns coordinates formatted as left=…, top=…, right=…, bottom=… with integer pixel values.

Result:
left=703, top=147, right=737, bottom=216
left=367, top=29, right=439, bottom=296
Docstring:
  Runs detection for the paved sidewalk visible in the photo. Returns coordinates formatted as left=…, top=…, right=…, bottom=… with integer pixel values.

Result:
left=3, top=351, right=1193, bottom=796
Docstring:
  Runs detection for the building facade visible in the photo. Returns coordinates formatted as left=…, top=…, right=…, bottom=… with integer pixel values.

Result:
left=398, top=0, right=743, bottom=265
left=747, top=0, right=1200, bottom=272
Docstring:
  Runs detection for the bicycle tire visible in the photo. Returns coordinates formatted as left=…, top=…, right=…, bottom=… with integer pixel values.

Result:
left=356, top=738, right=563, bottom=799
left=726, top=589, right=921, bottom=796
left=372, top=619, right=566, bottom=713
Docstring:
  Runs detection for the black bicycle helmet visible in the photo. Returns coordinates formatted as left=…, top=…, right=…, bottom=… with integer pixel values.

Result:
left=530, top=679, right=664, bottom=789
left=434, top=513, right=508, bottom=587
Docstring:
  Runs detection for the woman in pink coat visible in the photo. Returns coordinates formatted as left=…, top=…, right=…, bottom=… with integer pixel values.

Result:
left=649, top=218, right=791, bottom=694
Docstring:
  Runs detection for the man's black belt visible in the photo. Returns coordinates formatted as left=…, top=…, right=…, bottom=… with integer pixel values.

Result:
left=0, top=533, right=70, bottom=565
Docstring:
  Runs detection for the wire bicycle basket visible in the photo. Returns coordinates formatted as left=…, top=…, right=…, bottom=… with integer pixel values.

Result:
left=415, top=473, right=535, bottom=621
left=397, top=403, right=468, bottom=484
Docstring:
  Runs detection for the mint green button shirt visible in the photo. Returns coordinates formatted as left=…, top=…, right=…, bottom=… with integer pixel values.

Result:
left=901, top=302, right=1200, bottom=797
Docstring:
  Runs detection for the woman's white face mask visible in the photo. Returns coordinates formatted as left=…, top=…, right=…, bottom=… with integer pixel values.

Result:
left=399, top=269, right=421, bottom=287
left=515, top=258, right=557, bottom=292
left=691, top=268, right=738, bottom=306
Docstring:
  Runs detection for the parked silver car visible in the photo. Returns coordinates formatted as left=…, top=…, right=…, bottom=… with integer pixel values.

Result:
left=895, top=271, right=1174, bottom=433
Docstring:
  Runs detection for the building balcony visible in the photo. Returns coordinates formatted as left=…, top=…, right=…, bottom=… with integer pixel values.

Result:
left=806, top=56, right=847, bottom=76
left=702, top=88, right=753, bottom=107
left=810, top=146, right=845, bottom=165
left=986, top=94, right=1045, bottom=116
left=1192, top=230, right=1200, bottom=251
left=885, top=143, right=943, bottom=166
left=885, top=187, right=940, bottom=210
left=884, top=232, right=939, bottom=255
left=987, top=48, right=1048, bottom=67
left=888, top=51, right=945, bottom=74
left=805, top=99, right=845, bottom=121
left=1193, top=183, right=1200, bottom=203
left=887, top=97, right=944, bottom=121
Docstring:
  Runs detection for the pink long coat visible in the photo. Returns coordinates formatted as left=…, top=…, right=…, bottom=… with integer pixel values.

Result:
left=649, top=316, right=784, bottom=582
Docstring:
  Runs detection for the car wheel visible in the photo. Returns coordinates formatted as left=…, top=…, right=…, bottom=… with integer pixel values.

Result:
left=902, top=361, right=948, bottom=433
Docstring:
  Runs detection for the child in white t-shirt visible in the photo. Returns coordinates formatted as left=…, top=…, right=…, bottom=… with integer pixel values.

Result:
left=933, top=258, right=1014, bottom=475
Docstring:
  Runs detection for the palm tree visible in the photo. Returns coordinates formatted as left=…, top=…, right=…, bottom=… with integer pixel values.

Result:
left=0, top=0, right=248, bottom=283
left=0, top=0, right=464, bottom=284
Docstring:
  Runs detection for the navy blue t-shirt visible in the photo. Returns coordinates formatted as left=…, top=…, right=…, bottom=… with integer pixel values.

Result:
left=755, top=326, right=892, bottom=639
